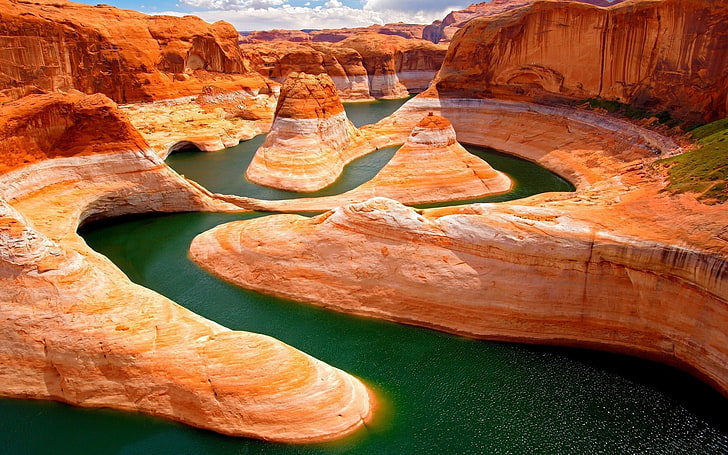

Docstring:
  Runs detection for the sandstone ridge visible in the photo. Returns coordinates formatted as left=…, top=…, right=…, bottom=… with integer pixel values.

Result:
left=0, top=92, right=373, bottom=443
left=0, top=0, right=271, bottom=103
left=190, top=95, right=728, bottom=398
left=429, top=0, right=728, bottom=122
left=246, top=72, right=361, bottom=192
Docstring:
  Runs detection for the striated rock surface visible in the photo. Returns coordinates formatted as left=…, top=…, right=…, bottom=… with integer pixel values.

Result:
left=190, top=94, right=728, bottom=399
left=247, top=42, right=372, bottom=101
left=339, top=34, right=448, bottom=98
left=241, top=23, right=426, bottom=43
left=339, top=113, right=511, bottom=203
left=245, top=72, right=361, bottom=192
left=246, top=33, right=447, bottom=100
left=422, top=0, right=621, bottom=44
left=0, top=92, right=372, bottom=442
left=430, top=0, right=728, bottom=122
left=0, top=0, right=268, bottom=103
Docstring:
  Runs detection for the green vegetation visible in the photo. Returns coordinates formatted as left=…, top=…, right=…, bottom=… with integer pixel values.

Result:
left=658, top=117, right=728, bottom=204
left=581, top=98, right=678, bottom=127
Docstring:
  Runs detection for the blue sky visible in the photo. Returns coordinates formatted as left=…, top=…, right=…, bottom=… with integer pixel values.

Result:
left=75, top=0, right=468, bottom=31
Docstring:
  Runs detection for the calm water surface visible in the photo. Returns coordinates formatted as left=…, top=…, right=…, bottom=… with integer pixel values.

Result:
left=2, top=100, right=727, bottom=454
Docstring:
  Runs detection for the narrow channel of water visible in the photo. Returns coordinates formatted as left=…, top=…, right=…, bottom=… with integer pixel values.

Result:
left=1, top=100, right=726, bottom=454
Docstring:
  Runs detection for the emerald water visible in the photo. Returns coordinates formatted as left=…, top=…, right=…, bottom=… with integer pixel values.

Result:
left=2, top=99, right=726, bottom=454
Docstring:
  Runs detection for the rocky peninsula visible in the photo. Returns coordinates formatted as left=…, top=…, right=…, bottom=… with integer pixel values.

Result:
left=0, top=0, right=727, bottom=446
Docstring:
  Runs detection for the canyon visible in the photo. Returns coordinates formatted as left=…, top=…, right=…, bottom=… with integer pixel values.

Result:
left=0, top=0, right=727, bottom=448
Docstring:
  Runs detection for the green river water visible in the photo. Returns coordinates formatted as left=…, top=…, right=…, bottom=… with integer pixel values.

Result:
left=1, top=98, right=726, bottom=454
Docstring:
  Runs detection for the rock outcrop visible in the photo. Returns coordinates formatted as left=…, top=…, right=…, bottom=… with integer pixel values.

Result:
left=247, top=42, right=372, bottom=101
left=338, top=34, right=448, bottom=98
left=429, top=0, right=728, bottom=122
left=241, top=23, right=426, bottom=43
left=333, top=113, right=511, bottom=204
left=0, top=0, right=268, bottom=103
left=0, top=92, right=373, bottom=442
left=245, top=33, right=447, bottom=99
left=245, top=72, right=361, bottom=192
left=422, top=0, right=620, bottom=44
left=190, top=95, right=728, bottom=398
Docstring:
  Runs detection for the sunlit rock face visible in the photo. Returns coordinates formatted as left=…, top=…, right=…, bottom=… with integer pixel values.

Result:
left=0, top=91, right=373, bottom=443
left=246, top=42, right=372, bottom=101
left=338, top=34, right=447, bottom=98
left=422, top=0, right=620, bottom=44
left=429, top=0, right=728, bottom=122
left=344, top=113, right=512, bottom=203
left=246, top=72, right=361, bottom=192
left=0, top=0, right=269, bottom=103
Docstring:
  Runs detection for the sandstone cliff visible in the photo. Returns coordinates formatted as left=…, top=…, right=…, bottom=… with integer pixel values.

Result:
left=190, top=95, right=728, bottom=398
left=246, top=73, right=361, bottom=192
left=245, top=34, right=447, bottom=100
left=338, top=34, right=448, bottom=98
left=0, top=92, right=373, bottom=442
left=246, top=42, right=372, bottom=101
left=422, top=0, right=621, bottom=44
left=0, top=0, right=269, bottom=103
left=241, top=23, right=426, bottom=43
left=429, top=0, right=728, bottom=122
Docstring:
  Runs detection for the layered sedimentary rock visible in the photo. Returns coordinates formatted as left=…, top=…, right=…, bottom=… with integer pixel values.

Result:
left=246, top=33, right=447, bottom=99
left=422, top=0, right=619, bottom=43
left=241, top=23, right=426, bottom=43
left=122, top=83, right=279, bottom=157
left=0, top=92, right=372, bottom=442
left=191, top=94, right=728, bottom=399
left=338, top=113, right=511, bottom=203
left=245, top=72, right=361, bottom=192
left=339, top=34, right=448, bottom=97
left=430, top=0, right=728, bottom=122
left=247, top=42, right=372, bottom=101
left=0, top=0, right=267, bottom=103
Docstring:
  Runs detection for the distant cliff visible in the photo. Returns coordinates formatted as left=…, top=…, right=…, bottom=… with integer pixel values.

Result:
left=429, top=0, right=728, bottom=122
left=0, top=0, right=268, bottom=103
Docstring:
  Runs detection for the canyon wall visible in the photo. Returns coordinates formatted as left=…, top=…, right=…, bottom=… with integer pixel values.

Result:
left=430, top=0, right=728, bottom=122
left=422, top=0, right=620, bottom=44
left=246, top=72, right=361, bottom=192
left=0, top=92, right=373, bottom=442
left=245, top=34, right=447, bottom=99
left=0, top=0, right=269, bottom=103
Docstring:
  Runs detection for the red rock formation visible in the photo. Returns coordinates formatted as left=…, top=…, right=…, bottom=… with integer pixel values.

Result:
left=429, top=0, right=728, bottom=122
left=241, top=23, right=426, bottom=43
left=0, top=91, right=148, bottom=172
left=246, top=42, right=372, bottom=101
left=190, top=95, right=728, bottom=398
left=0, top=0, right=268, bottom=103
left=246, top=72, right=361, bottom=191
left=422, top=0, right=624, bottom=43
left=338, top=34, right=448, bottom=97
left=0, top=91, right=373, bottom=442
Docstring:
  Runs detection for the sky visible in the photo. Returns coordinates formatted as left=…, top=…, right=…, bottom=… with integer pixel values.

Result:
left=79, top=0, right=469, bottom=31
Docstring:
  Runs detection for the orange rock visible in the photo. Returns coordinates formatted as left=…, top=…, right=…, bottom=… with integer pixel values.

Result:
left=422, top=0, right=618, bottom=44
left=245, top=72, right=361, bottom=192
left=189, top=94, right=728, bottom=399
left=0, top=92, right=372, bottom=443
left=0, top=0, right=268, bottom=103
left=429, top=0, right=728, bottom=122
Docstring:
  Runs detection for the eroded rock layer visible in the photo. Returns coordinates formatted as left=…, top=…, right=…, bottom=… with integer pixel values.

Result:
left=190, top=95, right=728, bottom=398
left=0, top=0, right=268, bottom=103
left=246, top=72, right=361, bottom=192
left=0, top=92, right=372, bottom=442
left=430, top=0, right=728, bottom=122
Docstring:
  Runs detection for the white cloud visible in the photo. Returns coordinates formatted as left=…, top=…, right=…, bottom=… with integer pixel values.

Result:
left=167, top=0, right=468, bottom=30
left=162, top=4, right=455, bottom=30
left=181, top=0, right=284, bottom=9
left=364, top=0, right=465, bottom=13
